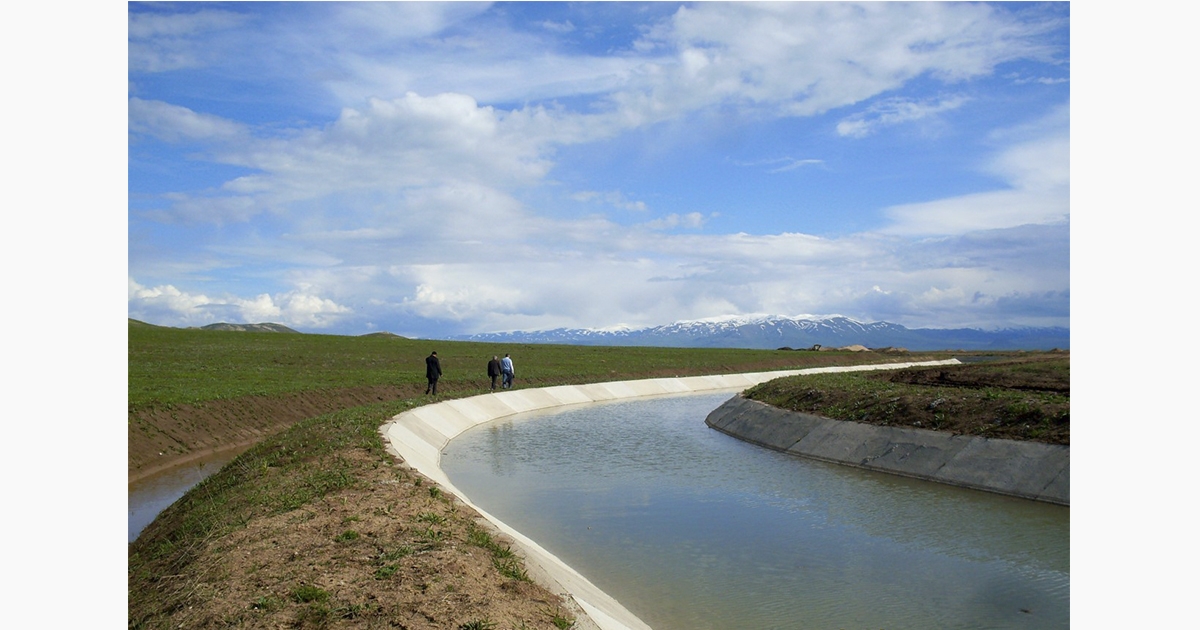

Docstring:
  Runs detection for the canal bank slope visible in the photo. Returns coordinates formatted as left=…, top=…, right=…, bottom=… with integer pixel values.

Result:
left=705, top=394, right=1069, bottom=505
left=379, top=359, right=961, bottom=630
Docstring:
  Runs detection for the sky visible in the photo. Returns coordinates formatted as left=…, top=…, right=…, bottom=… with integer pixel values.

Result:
left=127, top=2, right=1071, bottom=337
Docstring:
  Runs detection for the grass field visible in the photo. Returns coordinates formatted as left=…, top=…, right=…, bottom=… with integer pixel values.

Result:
left=129, top=319, right=926, bottom=411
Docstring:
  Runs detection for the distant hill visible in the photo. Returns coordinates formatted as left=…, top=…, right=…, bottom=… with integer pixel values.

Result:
left=198, top=322, right=300, bottom=333
left=360, top=331, right=407, bottom=339
left=453, top=314, right=1070, bottom=351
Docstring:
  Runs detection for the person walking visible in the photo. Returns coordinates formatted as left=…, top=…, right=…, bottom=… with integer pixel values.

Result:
left=487, top=355, right=502, bottom=391
left=500, top=353, right=514, bottom=389
left=425, top=351, right=442, bottom=395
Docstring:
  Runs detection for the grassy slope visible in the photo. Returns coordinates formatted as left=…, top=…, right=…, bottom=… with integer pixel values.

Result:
left=129, top=323, right=944, bottom=628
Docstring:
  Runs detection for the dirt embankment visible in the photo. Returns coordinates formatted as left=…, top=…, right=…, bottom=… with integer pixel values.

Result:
left=129, top=385, right=424, bottom=482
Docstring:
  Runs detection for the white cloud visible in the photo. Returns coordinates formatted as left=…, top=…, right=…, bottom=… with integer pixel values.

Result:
left=142, top=92, right=560, bottom=224
left=614, top=2, right=1056, bottom=123
left=641, top=212, right=709, bottom=230
left=130, top=211, right=1068, bottom=334
left=769, top=159, right=824, bottom=174
left=128, top=8, right=249, bottom=72
left=221, top=2, right=1060, bottom=135
left=128, top=279, right=350, bottom=329
left=836, top=95, right=969, bottom=138
left=572, top=190, right=648, bottom=212
left=881, top=109, right=1069, bottom=236
left=129, top=98, right=244, bottom=142
left=329, top=2, right=492, bottom=41
left=540, top=20, right=576, bottom=34
left=733, top=157, right=824, bottom=174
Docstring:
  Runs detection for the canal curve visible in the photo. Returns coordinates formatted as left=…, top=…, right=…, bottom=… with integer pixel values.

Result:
left=378, top=360, right=963, bottom=630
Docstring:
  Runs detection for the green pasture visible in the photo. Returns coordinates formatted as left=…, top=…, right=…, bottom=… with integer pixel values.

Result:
left=129, top=319, right=925, bottom=411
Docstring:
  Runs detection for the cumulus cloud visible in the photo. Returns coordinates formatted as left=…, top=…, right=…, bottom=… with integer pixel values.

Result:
left=129, top=279, right=350, bottom=329
left=136, top=92, right=560, bottom=225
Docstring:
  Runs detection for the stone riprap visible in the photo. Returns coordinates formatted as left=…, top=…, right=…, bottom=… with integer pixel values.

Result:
left=705, top=395, right=1069, bottom=506
left=379, top=358, right=961, bottom=630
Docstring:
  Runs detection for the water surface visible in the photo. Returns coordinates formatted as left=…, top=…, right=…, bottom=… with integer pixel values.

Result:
left=442, top=392, right=1069, bottom=630
left=128, top=448, right=246, bottom=543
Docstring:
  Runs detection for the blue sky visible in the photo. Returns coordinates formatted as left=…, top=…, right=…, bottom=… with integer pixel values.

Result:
left=127, top=2, right=1070, bottom=337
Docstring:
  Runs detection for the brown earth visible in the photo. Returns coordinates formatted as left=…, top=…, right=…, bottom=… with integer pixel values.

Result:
left=132, top=445, right=588, bottom=630
left=129, top=385, right=422, bottom=482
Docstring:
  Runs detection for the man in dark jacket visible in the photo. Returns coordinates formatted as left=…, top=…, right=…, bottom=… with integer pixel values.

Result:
left=487, top=355, right=502, bottom=390
left=425, top=351, right=442, bottom=395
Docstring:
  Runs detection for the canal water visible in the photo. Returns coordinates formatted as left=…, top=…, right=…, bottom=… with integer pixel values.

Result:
left=128, top=448, right=247, bottom=543
left=441, top=391, right=1070, bottom=630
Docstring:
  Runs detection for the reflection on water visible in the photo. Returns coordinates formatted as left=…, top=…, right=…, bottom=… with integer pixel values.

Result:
left=128, top=449, right=246, bottom=543
left=443, top=392, right=1070, bottom=630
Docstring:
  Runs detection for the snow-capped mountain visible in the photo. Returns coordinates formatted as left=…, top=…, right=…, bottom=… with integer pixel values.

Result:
left=451, top=314, right=1069, bottom=351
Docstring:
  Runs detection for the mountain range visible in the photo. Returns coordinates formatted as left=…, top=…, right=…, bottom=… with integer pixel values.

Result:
left=451, top=315, right=1069, bottom=351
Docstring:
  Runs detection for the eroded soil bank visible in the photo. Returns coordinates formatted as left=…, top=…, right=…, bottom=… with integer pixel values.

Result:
left=129, top=385, right=423, bottom=482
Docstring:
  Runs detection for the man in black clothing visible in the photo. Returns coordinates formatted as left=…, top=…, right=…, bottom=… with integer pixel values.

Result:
left=487, top=355, right=502, bottom=391
left=425, top=351, right=442, bottom=395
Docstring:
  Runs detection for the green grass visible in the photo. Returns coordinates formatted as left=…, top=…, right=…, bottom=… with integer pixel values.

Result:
left=466, top=523, right=530, bottom=582
left=742, top=356, right=1069, bottom=443
left=290, top=584, right=330, bottom=603
left=128, top=321, right=922, bottom=412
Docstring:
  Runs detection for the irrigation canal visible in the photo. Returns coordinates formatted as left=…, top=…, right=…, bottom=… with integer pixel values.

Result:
left=441, top=391, right=1070, bottom=630
left=128, top=390, right=1068, bottom=629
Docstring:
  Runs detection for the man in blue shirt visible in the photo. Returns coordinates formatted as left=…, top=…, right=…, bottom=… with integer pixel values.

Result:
left=500, top=354, right=514, bottom=389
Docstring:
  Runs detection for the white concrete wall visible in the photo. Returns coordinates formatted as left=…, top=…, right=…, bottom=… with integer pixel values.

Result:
left=378, top=359, right=960, bottom=630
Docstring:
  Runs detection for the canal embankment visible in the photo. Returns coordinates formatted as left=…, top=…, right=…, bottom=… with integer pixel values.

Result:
left=705, top=394, right=1069, bottom=505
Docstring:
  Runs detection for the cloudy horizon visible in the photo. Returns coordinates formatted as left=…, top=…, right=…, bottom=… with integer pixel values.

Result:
left=128, top=2, right=1070, bottom=338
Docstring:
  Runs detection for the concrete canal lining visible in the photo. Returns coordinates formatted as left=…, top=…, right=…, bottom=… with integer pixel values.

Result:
left=378, top=358, right=960, bottom=630
left=705, top=395, right=1070, bottom=506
